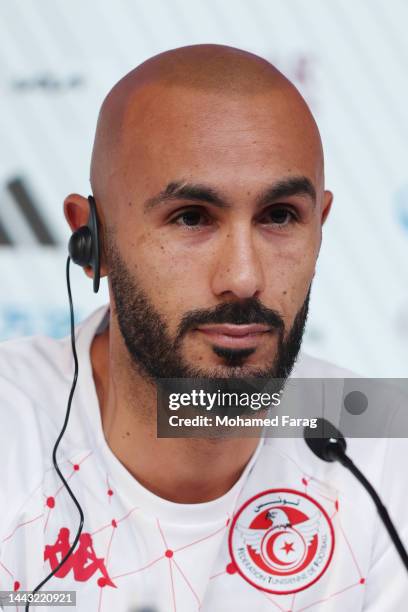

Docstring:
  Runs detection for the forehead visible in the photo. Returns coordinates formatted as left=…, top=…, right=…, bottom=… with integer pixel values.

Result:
left=116, top=84, right=323, bottom=194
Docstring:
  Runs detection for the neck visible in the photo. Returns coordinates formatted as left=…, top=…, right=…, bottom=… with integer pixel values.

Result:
left=91, top=322, right=260, bottom=504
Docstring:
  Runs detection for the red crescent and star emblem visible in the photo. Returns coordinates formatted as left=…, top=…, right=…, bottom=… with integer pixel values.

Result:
left=228, top=489, right=335, bottom=595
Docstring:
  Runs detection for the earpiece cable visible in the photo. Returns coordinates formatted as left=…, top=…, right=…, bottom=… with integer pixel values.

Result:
left=26, top=257, right=85, bottom=611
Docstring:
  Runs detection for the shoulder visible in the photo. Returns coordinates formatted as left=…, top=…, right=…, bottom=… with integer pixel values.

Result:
left=0, top=334, right=72, bottom=528
left=0, top=332, right=72, bottom=395
left=0, top=331, right=77, bottom=449
left=0, top=303, right=108, bottom=444
left=0, top=305, right=108, bottom=410
left=0, top=307, right=107, bottom=536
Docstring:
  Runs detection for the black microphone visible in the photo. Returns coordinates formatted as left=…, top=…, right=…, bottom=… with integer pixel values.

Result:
left=304, top=418, right=408, bottom=573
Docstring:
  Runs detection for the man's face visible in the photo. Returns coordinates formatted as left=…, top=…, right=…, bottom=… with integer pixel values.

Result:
left=104, top=84, right=331, bottom=380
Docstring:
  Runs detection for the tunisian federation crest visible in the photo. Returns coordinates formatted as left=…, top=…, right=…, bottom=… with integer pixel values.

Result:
left=228, top=489, right=335, bottom=595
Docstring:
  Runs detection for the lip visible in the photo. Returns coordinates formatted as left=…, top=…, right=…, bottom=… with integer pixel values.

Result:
left=195, top=324, right=272, bottom=349
left=197, top=324, right=271, bottom=336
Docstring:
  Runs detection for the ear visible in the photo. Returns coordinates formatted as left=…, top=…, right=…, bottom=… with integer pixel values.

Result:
left=64, top=193, right=90, bottom=232
left=321, top=190, right=333, bottom=225
left=315, top=190, right=334, bottom=260
left=64, top=193, right=108, bottom=279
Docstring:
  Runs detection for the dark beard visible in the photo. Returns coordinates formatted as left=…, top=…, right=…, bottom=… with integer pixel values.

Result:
left=107, top=239, right=310, bottom=382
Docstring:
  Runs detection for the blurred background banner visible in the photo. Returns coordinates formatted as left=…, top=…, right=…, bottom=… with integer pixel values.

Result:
left=0, top=0, right=407, bottom=376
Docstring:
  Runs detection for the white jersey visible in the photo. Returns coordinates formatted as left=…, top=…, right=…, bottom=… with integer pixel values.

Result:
left=0, top=305, right=407, bottom=611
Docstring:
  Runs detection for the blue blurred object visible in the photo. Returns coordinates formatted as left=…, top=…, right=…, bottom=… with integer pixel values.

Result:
left=395, top=183, right=408, bottom=234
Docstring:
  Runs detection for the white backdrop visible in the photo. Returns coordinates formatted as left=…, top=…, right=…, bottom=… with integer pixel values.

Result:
left=1, top=0, right=407, bottom=376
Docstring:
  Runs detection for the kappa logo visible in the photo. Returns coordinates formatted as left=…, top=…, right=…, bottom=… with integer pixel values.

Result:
left=44, top=527, right=116, bottom=587
left=228, top=489, right=334, bottom=595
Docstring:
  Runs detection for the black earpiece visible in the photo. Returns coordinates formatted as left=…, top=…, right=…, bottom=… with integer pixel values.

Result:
left=68, top=195, right=100, bottom=293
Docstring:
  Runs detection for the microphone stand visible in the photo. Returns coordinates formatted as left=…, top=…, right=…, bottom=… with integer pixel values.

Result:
left=304, top=419, right=408, bottom=573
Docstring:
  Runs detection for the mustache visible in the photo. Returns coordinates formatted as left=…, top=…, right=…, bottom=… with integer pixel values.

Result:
left=177, top=298, right=285, bottom=339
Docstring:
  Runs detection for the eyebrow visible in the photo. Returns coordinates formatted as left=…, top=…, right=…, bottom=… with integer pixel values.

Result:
left=143, top=175, right=316, bottom=213
left=256, top=176, right=316, bottom=208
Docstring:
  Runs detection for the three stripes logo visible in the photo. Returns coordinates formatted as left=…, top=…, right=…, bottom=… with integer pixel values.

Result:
left=0, top=177, right=58, bottom=246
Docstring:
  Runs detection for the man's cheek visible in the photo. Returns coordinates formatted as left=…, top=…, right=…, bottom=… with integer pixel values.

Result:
left=139, top=244, right=198, bottom=286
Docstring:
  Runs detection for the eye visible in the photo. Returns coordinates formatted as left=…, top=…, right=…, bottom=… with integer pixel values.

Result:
left=258, top=206, right=297, bottom=227
left=170, top=207, right=211, bottom=229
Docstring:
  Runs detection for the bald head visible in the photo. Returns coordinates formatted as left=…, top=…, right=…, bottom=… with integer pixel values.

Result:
left=90, top=44, right=324, bottom=211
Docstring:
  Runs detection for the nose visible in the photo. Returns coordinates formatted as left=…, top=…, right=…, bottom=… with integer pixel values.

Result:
left=210, top=224, right=266, bottom=299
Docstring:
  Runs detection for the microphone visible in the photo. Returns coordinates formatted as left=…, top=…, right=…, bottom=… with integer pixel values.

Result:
left=304, top=418, right=408, bottom=573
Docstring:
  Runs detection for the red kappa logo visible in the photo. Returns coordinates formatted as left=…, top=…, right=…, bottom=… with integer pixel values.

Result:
left=228, top=489, right=334, bottom=595
left=44, top=527, right=116, bottom=587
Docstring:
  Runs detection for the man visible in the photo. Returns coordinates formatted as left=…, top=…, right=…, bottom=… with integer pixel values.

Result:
left=0, top=44, right=406, bottom=611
